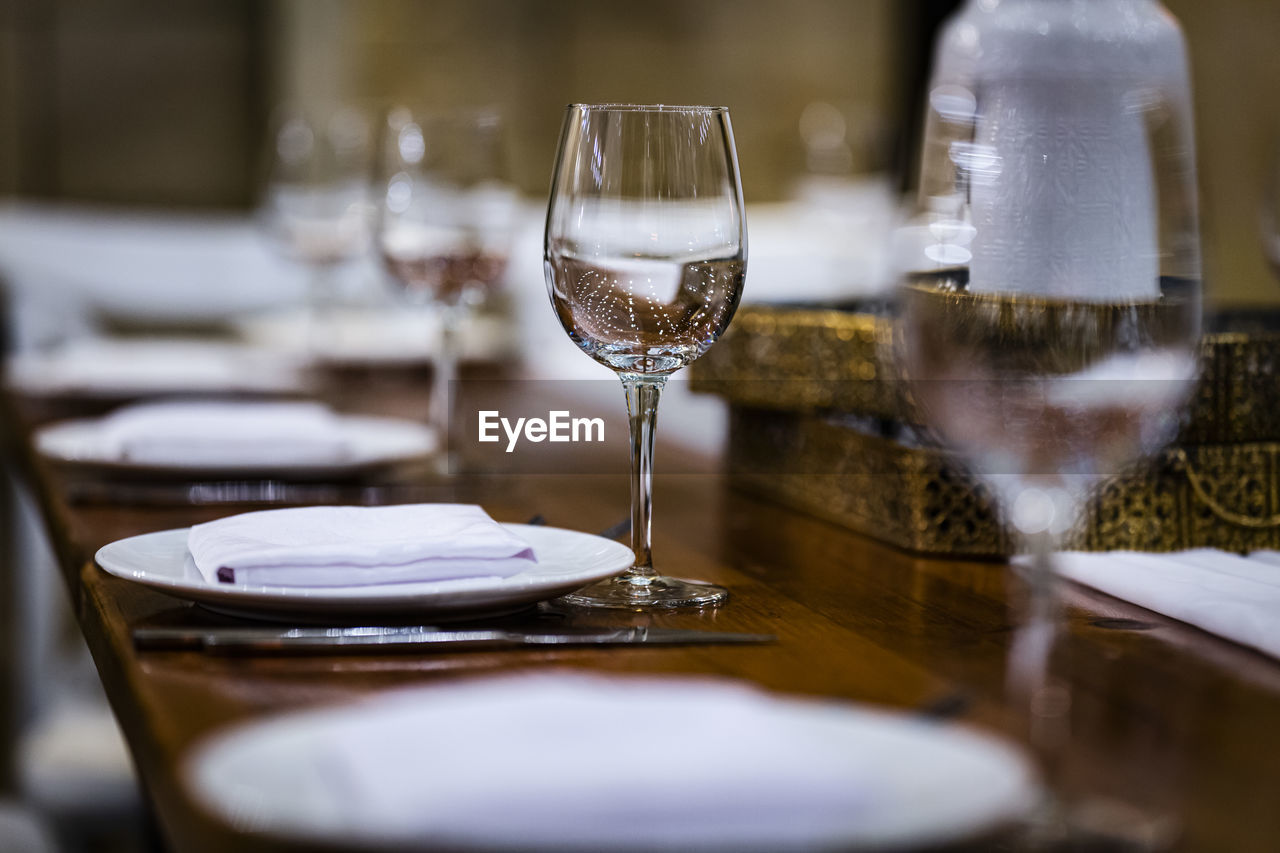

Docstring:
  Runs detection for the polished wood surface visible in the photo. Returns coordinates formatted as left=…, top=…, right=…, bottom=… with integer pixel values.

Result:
left=3, top=380, right=1279, bottom=853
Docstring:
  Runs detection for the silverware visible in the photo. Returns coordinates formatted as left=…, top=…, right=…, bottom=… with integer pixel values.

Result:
left=132, top=625, right=776, bottom=655
left=599, top=516, right=632, bottom=540
left=525, top=514, right=625, bottom=539
left=915, top=690, right=972, bottom=722
left=64, top=479, right=411, bottom=507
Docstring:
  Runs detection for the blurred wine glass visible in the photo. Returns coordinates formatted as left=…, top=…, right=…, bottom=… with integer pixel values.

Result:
left=261, top=103, right=375, bottom=349
left=376, top=107, right=518, bottom=469
left=1261, top=141, right=1280, bottom=281
left=895, top=0, right=1201, bottom=846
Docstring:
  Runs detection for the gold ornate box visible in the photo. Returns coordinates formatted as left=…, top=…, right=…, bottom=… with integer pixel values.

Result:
left=695, top=305, right=1280, bottom=556
left=693, top=304, right=1280, bottom=445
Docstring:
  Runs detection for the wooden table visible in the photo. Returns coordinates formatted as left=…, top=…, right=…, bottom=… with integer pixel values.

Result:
left=3, top=382, right=1279, bottom=853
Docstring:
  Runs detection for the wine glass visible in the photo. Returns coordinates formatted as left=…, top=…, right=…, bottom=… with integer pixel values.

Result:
left=545, top=104, right=746, bottom=609
left=895, top=1, right=1201, bottom=845
left=376, top=107, right=518, bottom=468
left=1260, top=139, right=1280, bottom=281
left=261, top=103, right=374, bottom=349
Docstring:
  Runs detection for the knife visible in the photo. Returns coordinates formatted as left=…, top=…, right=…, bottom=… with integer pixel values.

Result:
left=132, top=625, right=776, bottom=655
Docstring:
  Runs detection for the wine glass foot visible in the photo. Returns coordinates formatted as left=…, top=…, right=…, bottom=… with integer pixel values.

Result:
left=431, top=448, right=459, bottom=478
left=1014, top=794, right=1180, bottom=852
left=557, top=573, right=728, bottom=610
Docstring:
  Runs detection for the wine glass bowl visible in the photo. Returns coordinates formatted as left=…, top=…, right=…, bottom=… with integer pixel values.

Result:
left=376, top=107, right=519, bottom=467
left=898, top=282, right=1199, bottom=538
left=378, top=108, right=516, bottom=308
left=545, top=104, right=746, bottom=609
left=546, top=106, right=746, bottom=376
left=261, top=103, right=375, bottom=338
left=547, top=252, right=744, bottom=376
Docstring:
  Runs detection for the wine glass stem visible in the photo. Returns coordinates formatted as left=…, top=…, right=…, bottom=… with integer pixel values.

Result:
left=434, top=306, right=462, bottom=473
left=307, top=264, right=337, bottom=354
left=1009, top=532, right=1070, bottom=820
left=621, top=374, right=665, bottom=581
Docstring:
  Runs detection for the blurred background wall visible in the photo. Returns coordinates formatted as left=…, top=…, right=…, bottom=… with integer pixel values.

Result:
left=268, top=0, right=904, bottom=202
left=0, top=0, right=1277, bottom=305
left=1162, top=0, right=1280, bottom=308
left=0, top=0, right=265, bottom=206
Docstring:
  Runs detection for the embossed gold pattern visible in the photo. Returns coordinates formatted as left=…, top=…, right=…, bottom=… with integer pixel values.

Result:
left=693, top=304, right=1280, bottom=444
left=690, top=307, right=902, bottom=419
left=728, top=410, right=1280, bottom=556
left=699, top=304, right=1280, bottom=556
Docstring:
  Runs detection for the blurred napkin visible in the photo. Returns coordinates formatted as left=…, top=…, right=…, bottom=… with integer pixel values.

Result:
left=188, top=504, right=536, bottom=587
left=189, top=672, right=1035, bottom=850
left=1053, top=549, right=1280, bottom=659
left=100, top=400, right=353, bottom=466
left=327, top=676, right=877, bottom=847
left=5, top=338, right=300, bottom=396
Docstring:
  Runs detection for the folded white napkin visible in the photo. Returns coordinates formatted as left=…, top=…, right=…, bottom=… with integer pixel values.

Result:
left=188, top=504, right=536, bottom=587
left=99, top=400, right=352, bottom=466
left=1052, top=549, right=1280, bottom=659
left=190, top=672, right=1034, bottom=850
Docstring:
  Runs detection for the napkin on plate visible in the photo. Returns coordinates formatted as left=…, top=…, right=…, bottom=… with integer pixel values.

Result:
left=100, top=400, right=351, bottom=466
left=187, top=503, right=536, bottom=587
left=1051, top=549, right=1280, bottom=659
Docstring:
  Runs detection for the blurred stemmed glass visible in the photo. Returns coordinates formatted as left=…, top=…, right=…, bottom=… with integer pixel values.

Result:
left=1260, top=141, right=1280, bottom=282
left=545, top=104, right=746, bottom=608
left=261, top=103, right=374, bottom=350
left=894, top=3, right=1202, bottom=845
left=376, top=108, right=518, bottom=470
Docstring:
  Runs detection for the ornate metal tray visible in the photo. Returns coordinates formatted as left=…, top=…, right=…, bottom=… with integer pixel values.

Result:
left=727, top=409, right=1280, bottom=557
left=700, top=304, right=1280, bottom=555
left=694, top=304, right=1280, bottom=445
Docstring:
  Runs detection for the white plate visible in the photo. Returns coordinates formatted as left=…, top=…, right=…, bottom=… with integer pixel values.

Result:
left=186, top=673, right=1037, bottom=851
left=5, top=339, right=304, bottom=399
left=36, top=414, right=437, bottom=480
left=94, top=524, right=632, bottom=619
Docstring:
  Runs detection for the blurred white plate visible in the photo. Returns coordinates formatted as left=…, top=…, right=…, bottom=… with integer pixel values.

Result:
left=0, top=206, right=308, bottom=326
left=94, top=524, right=632, bottom=619
left=237, top=306, right=516, bottom=366
left=6, top=339, right=303, bottom=399
left=186, top=673, right=1037, bottom=851
left=36, top=413, right=436, bottom=480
